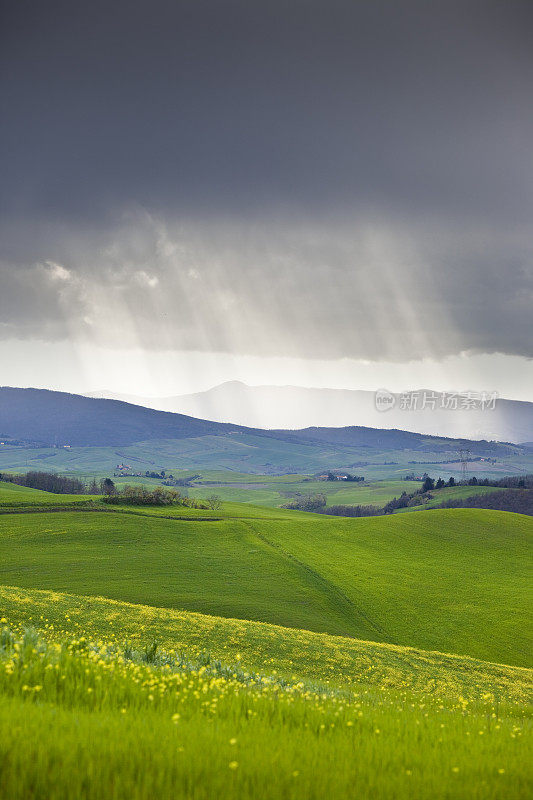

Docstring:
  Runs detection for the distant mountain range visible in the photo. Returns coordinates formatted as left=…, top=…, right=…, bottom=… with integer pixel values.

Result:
left=0, top=387, right=528, bottom=475
left=86, top=381, right=533, bottom=443
left=0, top=387, right=523, bottom=453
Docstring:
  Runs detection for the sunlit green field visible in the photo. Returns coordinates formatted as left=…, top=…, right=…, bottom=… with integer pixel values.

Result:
left=0, top=586, right=531, bottom=800
left=0, top=473, right=509, bottom=514
left=0, top=504, right=530, bottom=666
left=0, top=488, right=531, bottom=799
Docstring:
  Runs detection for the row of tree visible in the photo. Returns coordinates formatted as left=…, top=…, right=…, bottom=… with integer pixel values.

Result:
left=0, top=471, right=223, bottom=508
left=407, top=473, right=532, bottom=490
left=0, top=471, right=86, bottom=494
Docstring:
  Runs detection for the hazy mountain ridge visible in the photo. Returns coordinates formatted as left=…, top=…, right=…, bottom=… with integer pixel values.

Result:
left=86, top=381, right=533, bottom=443
left=0, top=387, right=524, bottom=457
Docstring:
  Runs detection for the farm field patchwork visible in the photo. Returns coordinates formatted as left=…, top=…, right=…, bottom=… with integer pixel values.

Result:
left=1, top=471, right=513, bottom=513
left=1, top=435, right=532, bottom=479
left=187, top=477, right=423, bottom=507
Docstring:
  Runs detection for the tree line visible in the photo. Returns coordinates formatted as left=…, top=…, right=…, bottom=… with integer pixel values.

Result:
left=0, top=471, right=87, bottom=494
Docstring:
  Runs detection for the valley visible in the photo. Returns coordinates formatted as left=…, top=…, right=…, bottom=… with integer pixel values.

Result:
left=0, top=390, right=531, bottom=800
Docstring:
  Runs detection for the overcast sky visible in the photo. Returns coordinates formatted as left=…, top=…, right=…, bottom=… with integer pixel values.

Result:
left=1, top=1, right=532, bottom=399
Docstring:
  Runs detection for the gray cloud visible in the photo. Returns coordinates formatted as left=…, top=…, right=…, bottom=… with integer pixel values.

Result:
left=0, top=213, right=531, bottom=361
left=1, top=1, right=532, bottom=361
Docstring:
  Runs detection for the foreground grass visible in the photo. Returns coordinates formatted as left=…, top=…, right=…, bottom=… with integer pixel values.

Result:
left=0, top=590, right=531, bottom=800
left=1, top=585, right=531, bottom=700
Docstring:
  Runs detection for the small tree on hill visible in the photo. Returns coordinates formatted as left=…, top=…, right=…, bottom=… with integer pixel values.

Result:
left=421, top=475, right=435, bottom=493
left=206, top=494, right=222, bottom=510
left=101, top=478, right=116, bottom=495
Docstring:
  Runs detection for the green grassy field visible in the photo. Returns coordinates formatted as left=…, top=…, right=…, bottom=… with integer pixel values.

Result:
left=0, top=502, right=530, bottom=666
left=0, top=487, right=531, bottom=798
left=0, top=585, right=531, bottom=800
left=119, top=478, right=519, bottom=516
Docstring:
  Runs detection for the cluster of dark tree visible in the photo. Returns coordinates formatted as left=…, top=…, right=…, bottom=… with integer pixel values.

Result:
left=381, top=491, right=436, bottom=513
left=430, top=488, right=533, bottom=516
left=418, top=475, right=454, bottom=492
left=102, top=486, right=189, bottom=506
left=379, top=474, right=532, bottom=512
left=404, top=472, right=531, bottom=489
left=102, top=485, right=222, bottom=509
left=403, top=473, right=457, bottom=487
left=0, top=471, right=86, bottom=494
left=469, top=474, right=532, bottom=489
left=0, top=471, right=121, bottom=496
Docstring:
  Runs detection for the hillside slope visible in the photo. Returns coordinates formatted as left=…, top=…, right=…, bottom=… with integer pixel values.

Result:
left=0, top=387, right=240, bottom=446
left=0, top=505, right=530, bottom=666
left=1, top=584, right=530, bottom=700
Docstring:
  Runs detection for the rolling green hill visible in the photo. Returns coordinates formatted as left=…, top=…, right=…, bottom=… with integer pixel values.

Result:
left=0, top=490, right=531, bottom=799
left=0, top=503, right=530, bottom=667
left=1, top=584, right=530, bottom=703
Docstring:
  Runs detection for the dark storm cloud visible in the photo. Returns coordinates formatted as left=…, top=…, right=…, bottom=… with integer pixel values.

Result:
left=0, top=1, right=532, bottom=360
